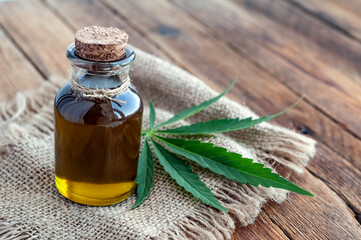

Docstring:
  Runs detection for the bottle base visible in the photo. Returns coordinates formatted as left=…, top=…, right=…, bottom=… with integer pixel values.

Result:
left=55, top=175, right=135, bottom=206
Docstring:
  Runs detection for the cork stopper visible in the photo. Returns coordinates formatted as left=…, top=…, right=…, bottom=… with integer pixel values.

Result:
left=75, top=26, right=128, bottom=62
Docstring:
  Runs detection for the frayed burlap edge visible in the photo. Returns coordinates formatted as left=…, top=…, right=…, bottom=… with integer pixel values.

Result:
left=0, top=77, right=62, bottom=152
left=0, top=76, right=316, bottom=240
left=0, top=217, right=39, bottom=240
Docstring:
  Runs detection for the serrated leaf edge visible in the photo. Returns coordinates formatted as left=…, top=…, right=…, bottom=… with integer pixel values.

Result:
left=155, top=136, right=313, bottom=196
left=156, top=96, right=304, bottom=135
left=131, top=138, right=155, bottom=208
left=154, top=77, right=237, bottom=129
left=151, top=139, right=228, bottom=212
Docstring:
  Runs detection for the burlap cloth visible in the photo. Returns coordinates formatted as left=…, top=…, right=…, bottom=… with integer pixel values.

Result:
left=0, top=48, right=316, bottom=240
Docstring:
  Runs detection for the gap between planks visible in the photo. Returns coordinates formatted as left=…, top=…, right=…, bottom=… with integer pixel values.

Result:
left=224, top=24, right=361, bottom=146
left=47, top=0, right=361, bottom=218
left=98, top=0, right=361, bottom=228
left=0, top=0, right=298, bottom=239
left=167, top=0, right=361, bottom=150
left=0, top=25, right=45, bottom=101
left=1, top=0, right=358, bottom=237
left=98, top=0, right=361, bottom=229
left=0, top=1, right=294, bottom=239
left=163, top=0, right=361, bottom=200
left=0, top=23, right=47, bottom=81
left=168, top=0, right=361, bottom=146
left=285, top=0, right=361, bottom=44
left=40, top=0, right=182, bottom=71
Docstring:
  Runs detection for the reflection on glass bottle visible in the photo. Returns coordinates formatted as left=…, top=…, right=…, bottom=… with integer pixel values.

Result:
left=54, top=27, right=143, bottom=206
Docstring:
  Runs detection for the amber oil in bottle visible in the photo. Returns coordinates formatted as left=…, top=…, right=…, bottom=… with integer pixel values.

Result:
left=54, top=27, right=143, bottom=206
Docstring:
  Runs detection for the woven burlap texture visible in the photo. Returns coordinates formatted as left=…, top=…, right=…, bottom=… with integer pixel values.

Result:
left=0, top=48, right=316, bottom=240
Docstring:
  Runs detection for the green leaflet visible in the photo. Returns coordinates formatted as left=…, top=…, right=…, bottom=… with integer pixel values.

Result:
left=149, top=101, right=156, bottom=130
left=133, top=101, right=156, bottom=208
left=154, top=136, right=313, bottom=196
left=133, top=78, right=312, bottom=210
left=156, top=97, right=304, bottom=135
left=131, top=138, right=155, bottom=208
left=151, top=139, right=228, bottom=212
left=156, top=118, right=258, bottom=135
left=154, top=78, right=237, bottom=129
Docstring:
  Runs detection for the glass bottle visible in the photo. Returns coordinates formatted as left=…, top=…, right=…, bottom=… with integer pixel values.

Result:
left=54, top=28, right=143, bottom=206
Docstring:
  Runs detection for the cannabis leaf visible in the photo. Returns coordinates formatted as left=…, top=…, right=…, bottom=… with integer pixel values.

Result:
left=148, top=101, right=156, bottom=129
left=131, top=101, right=156, bottom=208
left=154, top=77, right=237, bottom=129
left=151, top=139, right=228, bottom=212
left=154, top=97, right=303, bottom=135
left=131, top=139, right=154, bottom=208
left=133, top=79, right=312, bottom=211
left=154, top=137, right=312, bottom=196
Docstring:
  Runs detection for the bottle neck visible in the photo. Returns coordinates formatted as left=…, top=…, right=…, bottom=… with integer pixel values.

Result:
left=66, top=42, right=135, bottom=90
left=71, top=65, right=130, bottom=90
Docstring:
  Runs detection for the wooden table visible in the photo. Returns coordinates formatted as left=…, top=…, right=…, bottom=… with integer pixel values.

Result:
left=0, top=0, right=360, bottom=239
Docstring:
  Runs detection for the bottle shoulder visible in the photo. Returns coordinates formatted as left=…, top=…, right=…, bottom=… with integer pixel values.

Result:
left=55, top=82, right=143, bottom=125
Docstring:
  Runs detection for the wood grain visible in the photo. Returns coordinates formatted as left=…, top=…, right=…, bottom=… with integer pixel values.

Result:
left=169, top=0, right=361, bottom=168
left=309, top=146, right=361, bottom=217
left=0, top=27, right=44, bottom=101
left=0, top=0, right=360, bottom=239
left=239, top=0, right=361, bottom=77
left=233, top=212, right=289, bottom=240
left=170, top=0, right=361, bottom=143
left=290, top=0, right=361, bottom=41
left=43, top=1, right=361, bottom=219
left=246, top=100, right=361, bottom=217
left=0, top=0, right=288, bottom=239
left=264, top=170, right=361, bottom=240
left=79, top=0, right=361, bottom=238
left=43, top=0, right=169, bottom=60
left=100, top=0, right=361, bottom=222
left=0, top=0, right=74, bottom=77
left=40, top=1, right=294, bottom=239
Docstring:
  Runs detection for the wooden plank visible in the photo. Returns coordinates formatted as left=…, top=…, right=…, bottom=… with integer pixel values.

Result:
left=0, top=0, right=171, bottom=78
left=83, top=0, right=361, bottom=238
left=0, top=0, right=74, bottom=77
left=3, top=0, right=357, bottom=236
left=0, top=1, right=282, bottom=239
left=43, top=0, right=169, bottom=60
left=43, top=0, right=361, bottom=208
left=38, top=1, right=290, bottom=239
left=169, top=0, right=361, bottom=142
left=310, top=146, right=361, bottom=219
left=264, top=170, right=361, bottom=240
left=0, top=27, right=44, bottom=101
left=100, top=0, right=361, bottom=209
left=100, top=0, right=361, bottom=173
left=169, top=0, right=361, bottom=169
left=250, top=101, right=361, bottom=218
left=290, top=0, right=361, bottom=41
left=239, top=0, right=361, bottom=76
left=233, top=212, right=289, bottom=240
